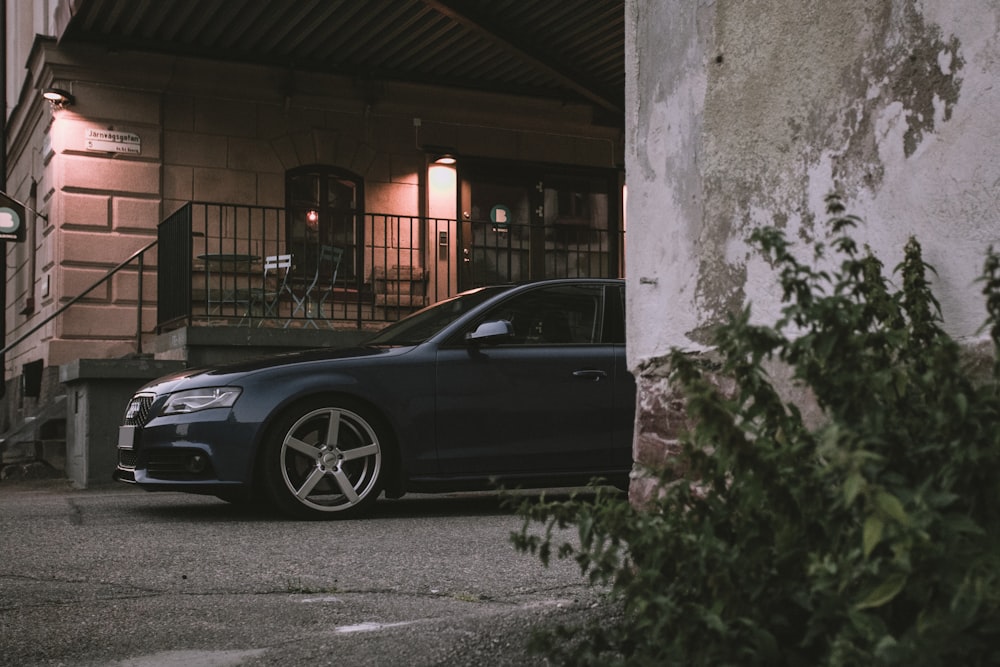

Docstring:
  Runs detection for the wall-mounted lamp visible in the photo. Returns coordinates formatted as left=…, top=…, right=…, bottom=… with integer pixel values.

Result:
left=42, top=88, right=75, bottom=109
left=423, top=145, right=458, bottom=166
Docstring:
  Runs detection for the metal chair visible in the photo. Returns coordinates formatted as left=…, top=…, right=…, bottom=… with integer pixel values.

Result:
left=313, top=246, right=344, bottom=323
left=286, top=245, right=342, bottom=328
left=242, top=254, right=293, bottom=326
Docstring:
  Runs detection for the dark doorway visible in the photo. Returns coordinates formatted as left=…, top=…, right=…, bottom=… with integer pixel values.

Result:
left=286, top=166, right=364, bottom=286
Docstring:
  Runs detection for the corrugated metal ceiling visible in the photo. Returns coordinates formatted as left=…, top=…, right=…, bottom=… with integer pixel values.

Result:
left=56, top=0, right=624, bottom=124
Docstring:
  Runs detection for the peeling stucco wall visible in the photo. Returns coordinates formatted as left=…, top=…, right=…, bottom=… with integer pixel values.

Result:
left=626, top=0, right=1000, bottom=503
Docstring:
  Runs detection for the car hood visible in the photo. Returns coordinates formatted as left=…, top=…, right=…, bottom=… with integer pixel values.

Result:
left=135, top=345, right=413, bottom=395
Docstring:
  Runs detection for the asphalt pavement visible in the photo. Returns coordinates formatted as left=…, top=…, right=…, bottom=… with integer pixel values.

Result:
left=0, top=480, right=616, bottom=667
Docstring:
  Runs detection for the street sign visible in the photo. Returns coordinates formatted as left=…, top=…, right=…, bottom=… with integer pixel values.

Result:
left=85, top=128, right=141, bottom=154
left=0, top=193, right=26, bottom=242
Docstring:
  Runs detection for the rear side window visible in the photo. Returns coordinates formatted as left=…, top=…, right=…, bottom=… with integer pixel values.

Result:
left=602, top=284, right=626, bottom=344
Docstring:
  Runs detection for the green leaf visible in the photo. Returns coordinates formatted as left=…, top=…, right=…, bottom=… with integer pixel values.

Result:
left=945, top=514, right=986, bottom=536
left=875, top=491, right=909, bottom=525
left=844, top=472, right=865, bottom=505
left=703, top=610, right=726, bottom=633
left=578, top=514, right=594, bottom=547
left=857, top=573, right=907, bottom=609
left=863, top=516, right=884, bottom=558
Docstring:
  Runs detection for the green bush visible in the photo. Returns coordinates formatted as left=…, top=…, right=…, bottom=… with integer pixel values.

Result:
left=513, top=195, right=1000, bottom=666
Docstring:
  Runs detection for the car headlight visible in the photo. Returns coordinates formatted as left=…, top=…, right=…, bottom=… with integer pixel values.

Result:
left=161, top=387, right=242, bottom=415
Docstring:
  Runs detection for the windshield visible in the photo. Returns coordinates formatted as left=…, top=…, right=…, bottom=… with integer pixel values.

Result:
left=365, top=286, right=511, bottom=346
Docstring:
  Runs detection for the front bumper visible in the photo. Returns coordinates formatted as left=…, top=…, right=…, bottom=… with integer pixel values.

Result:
left=115, top=411, right=260, bottom=493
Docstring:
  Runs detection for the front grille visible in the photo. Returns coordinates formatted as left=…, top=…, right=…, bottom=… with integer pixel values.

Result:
left=123, top=394, right=155, bottom=426
left=118, top=449, right=138, bottom=468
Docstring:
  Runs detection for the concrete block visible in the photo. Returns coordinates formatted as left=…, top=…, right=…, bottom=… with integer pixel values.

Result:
left=60, top=358, right=188, bottom=488
left=74, top=82, right=161, bottom=125
left=112, top=270, right=157, bottom=303
left=366, top=181, right=418, bottom=213
left=290, top=131, right=317, bottom=165
left=46, top=340, right=139, bottom=368
left=257, top=173, right=284, bottom=208
left=192, top=167, right=257, bottom=204
left=228, top=137, right=284, bottom=173
left=389, top=153, right=421, bottom=185
left=349, top=142, right=377, bottom=176
left=269, top=134, right=299, bottom=171
left=164, top=130, right=228, bottom=168
left=194, top=98, right=258, bottom=138
left=163, top=95, right=195, bottom=131
left=518, top=132, right=575, bottom=163
left=112, top=197, right=162, bottom=232
left=62, top=192, right=111, bottom=229
left=312, top=129, right=340, bottom=164
left=60, top=266, right=111, bottom=300
left=59, top=155, right=161, bottom=196
left=60, top=304, right=144, bottom=338
left=61, top=231, right=155, bottom=265
left=163, top=165, right=194, bottom=201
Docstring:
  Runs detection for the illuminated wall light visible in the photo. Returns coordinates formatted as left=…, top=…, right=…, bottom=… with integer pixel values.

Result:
left=42, top=88, right=75, bottom=109
left=306, top=209, right=319, bottom=230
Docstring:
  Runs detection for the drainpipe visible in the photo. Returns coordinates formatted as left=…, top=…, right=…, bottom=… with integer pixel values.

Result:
left=1, top=0, right=8, bottom=399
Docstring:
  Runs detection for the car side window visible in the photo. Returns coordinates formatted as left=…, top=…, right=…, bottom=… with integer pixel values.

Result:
left=471, top=284, right=604, bottom=345
left=603, top=283, right=626, bottom=344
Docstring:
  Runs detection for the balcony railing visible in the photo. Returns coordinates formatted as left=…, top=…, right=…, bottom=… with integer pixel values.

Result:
left=157, top=201, right=624, bottom=332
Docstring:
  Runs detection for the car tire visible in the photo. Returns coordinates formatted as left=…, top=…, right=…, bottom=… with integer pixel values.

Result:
left=260, top=396, right=388, bottom=519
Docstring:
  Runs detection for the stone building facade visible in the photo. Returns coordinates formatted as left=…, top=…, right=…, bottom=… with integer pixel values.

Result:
left=1, top=1, right=625, bottom=481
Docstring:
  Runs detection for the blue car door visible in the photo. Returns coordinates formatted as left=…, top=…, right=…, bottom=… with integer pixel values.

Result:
left=433, top=283, right=620, bottom=478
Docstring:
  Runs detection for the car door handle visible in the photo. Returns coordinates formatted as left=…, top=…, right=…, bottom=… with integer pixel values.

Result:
left=572, top=369, right=607, bottom=382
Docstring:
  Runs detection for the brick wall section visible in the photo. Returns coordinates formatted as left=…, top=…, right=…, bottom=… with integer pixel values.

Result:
left=629, top=358, right=739, bottom=508
left=629, top=372, right=687, bottom=508
left=629, top=342, right=996, bottom=509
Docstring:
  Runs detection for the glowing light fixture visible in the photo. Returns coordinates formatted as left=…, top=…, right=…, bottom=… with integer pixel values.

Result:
left=433, top=153, right=457, bottom=165
left=306, top=209, right=319, bottom=230
left=42, top=88, right=75, bottom=109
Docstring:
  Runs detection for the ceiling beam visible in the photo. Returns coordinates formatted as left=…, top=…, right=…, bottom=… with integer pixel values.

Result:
left=420, top=0, right=622, bottom=115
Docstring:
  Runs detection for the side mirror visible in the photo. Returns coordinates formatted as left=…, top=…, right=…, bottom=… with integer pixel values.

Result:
left=465, top=319, right=514, bottom=344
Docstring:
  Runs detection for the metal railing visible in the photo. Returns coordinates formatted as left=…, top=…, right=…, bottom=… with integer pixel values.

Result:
left=157, top=201, right=625, bottom=331
left=1, top=240, right=157, bottom=357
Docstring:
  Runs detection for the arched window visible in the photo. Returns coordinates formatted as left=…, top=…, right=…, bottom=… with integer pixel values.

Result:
left=286, top=166, right=364, bottom=284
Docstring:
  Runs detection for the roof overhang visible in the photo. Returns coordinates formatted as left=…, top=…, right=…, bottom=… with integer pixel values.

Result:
left=53, top=0, right=624, bottom=126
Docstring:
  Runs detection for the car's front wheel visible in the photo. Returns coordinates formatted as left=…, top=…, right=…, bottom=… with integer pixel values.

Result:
left=261, top=397, right=387, bottom=519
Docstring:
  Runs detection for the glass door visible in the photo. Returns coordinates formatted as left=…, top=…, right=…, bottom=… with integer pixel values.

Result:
left=459, top=162, right=620, bottom=290
left=286, top=166, right=363, bottom=285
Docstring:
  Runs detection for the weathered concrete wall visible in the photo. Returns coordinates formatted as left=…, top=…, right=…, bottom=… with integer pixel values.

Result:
left=626, top=0, right=1000, bottom=503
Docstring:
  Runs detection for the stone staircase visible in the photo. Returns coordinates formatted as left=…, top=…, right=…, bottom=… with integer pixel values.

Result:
left=0, top=395, right=67, bottom=481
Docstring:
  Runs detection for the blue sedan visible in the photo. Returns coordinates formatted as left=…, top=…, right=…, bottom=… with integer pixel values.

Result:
left=115, top=279, right=634, bottom=518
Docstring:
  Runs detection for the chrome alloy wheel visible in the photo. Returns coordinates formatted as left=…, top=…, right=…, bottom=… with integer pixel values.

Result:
left=277, top=405, right=383, bottom=515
